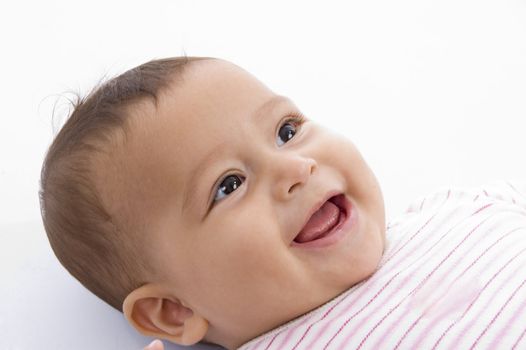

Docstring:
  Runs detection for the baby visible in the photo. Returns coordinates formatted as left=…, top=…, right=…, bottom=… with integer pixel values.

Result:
left=40, top=56, right=526, bottom=350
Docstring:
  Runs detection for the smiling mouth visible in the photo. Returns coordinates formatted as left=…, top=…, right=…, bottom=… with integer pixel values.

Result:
left=293, top=194, right=348, bottom=244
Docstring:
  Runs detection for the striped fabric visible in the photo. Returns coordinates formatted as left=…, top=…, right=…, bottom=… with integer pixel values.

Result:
left=238, top=180, right=526, bottom=350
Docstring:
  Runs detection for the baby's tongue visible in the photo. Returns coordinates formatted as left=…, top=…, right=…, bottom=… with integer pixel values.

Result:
left=295, top=200, right=340, bottom=243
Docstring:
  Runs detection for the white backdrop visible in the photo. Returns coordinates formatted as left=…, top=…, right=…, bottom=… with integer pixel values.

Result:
left=1, top=0, right=525, bottom=349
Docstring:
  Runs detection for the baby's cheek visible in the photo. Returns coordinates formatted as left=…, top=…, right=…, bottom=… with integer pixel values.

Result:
left=219, top=227, right=279, bottom=275
left=320, top=133, right=362, bottom=170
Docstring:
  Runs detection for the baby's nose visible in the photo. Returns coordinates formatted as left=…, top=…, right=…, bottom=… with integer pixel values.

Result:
left=271, top=154, right=317, bottom=201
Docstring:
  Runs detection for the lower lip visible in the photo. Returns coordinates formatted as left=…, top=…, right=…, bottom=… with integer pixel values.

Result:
left=290, top=200, right=357, bottom=249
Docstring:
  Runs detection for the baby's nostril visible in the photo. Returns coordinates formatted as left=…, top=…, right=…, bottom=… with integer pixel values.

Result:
left=309, top=162, right=317, bottom=175
left=288, top=183, right=301, bottom=194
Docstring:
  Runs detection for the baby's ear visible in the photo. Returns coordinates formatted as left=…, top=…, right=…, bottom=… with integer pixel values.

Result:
left=122, top=284, right=209, bottom=346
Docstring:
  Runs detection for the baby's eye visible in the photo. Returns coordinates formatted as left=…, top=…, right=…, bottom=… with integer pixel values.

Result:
left=276, top=115, right=305, bottom=147
left=213, top=174, right=245, bottom=203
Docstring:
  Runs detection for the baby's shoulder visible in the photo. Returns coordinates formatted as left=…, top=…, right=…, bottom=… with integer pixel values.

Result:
left=388, top=179, right=526, bottom=230
left=407, top=179, right=526, bottom=213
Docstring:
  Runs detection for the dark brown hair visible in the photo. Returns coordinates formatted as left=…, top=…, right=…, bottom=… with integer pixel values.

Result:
left=39, top=56, right=212, bottom=311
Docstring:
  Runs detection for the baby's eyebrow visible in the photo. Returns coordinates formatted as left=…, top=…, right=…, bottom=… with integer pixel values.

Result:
left=251, top=95, right=294, bottom=122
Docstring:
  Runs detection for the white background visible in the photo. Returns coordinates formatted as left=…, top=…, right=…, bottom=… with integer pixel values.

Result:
left=1, top=0, right=525, bottom=349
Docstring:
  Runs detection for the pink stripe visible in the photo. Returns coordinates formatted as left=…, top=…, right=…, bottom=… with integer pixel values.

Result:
left=262, top=334, right=276, bottom=350
left=380, top=211, right=452, bottom=276
left=512, top=326, right=526, bottom=350
left=254, top=284, right=362, bottom=349
left=323, top=318, right=351, bottom=350
left=270, top=289, right=354, bottom=349
left=299, top=261, right=403, bottom=347
left=277, top=283, right=365, bottom=348
left=431, top=247, right=526, bottom=349
left=303, top=270, right=401, bottom=348
left=470, top=277, right=526, bottom=349
left=260, top=329, right=280, bottom=349
left=381, top=212, right=438, bottom=266
left=355, top=298, right=403, bottom=350
left=307, top=271, right=401, bottom=349
left=491, top=279, right=526, bottom=348
left=246, top=326, right=278, bottom=350
left=381, top=191, right=451, bottom=268
left=420, top=197, right=426, bottom=211
left=247, top=299, right=328, bottom=350
left=409, top=226, right=524, bottom=348
left=382, top=199, right=489, bottom=278
left=472, top=203, right=493, bottom=215
left=287, top=289, right=353, bottom=349
left=394, top=313, right=423, bottom=350
left=506, top=181, right=526, bottom=200
left=334, top=216, right=492, bottom=349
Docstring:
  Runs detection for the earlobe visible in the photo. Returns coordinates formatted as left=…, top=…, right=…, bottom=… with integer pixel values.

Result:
left=122, top=284, right=209, bottom=345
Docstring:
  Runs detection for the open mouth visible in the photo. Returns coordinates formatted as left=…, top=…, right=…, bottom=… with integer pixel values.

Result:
left=293, top=193, right=349, bottom=244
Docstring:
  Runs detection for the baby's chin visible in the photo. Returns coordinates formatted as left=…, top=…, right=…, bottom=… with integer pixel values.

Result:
left=342, top=222, right=386, bottom=289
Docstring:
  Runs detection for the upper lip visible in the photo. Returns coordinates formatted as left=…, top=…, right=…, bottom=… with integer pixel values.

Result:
left=291, top=190, right=344, bottom=244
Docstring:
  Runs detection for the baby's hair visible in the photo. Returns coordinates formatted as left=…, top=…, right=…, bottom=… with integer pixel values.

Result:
left=39, top=55, right=212, bottom=312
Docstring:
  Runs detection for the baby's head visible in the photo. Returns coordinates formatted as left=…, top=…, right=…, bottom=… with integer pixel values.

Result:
left=39, top=57, right=386, bottom=349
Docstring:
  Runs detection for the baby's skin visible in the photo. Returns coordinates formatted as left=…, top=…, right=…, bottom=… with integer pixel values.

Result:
left=144, top=339, right=163, bottom=350
left=107, top=59, right=386, bottom=349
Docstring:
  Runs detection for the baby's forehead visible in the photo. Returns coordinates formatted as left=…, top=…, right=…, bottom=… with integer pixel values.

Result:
left=95, top=59, right=285, bottom=221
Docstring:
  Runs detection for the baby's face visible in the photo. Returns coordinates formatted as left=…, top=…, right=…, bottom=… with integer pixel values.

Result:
left=119, top=59, right=385, bottom=347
